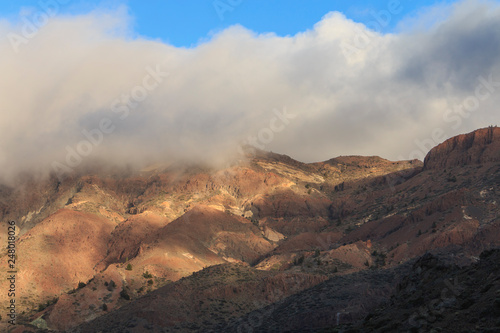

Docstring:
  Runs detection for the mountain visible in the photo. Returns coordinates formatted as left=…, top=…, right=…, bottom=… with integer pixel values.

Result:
left=220, top=248, right=500, bottom=333
left=347, top=248, right=500, bottom=332
left=424, top=126, right=500, bottom=169
left=0, top=126, right=498, bottom=332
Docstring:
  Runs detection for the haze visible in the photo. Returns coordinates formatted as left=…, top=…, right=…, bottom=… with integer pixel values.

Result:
left=0, top=0, right=499, bottom=183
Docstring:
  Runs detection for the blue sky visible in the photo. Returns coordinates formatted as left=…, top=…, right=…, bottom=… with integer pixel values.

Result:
left=1, top=0, right=451, bottom=46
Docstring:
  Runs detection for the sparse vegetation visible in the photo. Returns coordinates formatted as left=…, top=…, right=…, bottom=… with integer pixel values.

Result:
left=2, top=125, right=499, bottom=332
left=37, top=297, right=59, bottom=312
left=120, top=288, right=130, bottom=300
left=371, top=251, right=387, bottom=267
left=106, top=280, right=116, bottom=291
left=294, top=254, right=305, bottom=265
left=447, top=173, right=457, bottom=182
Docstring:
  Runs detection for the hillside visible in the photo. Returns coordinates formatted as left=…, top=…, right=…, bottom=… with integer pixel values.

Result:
left=0, top=126, right=498, bottom=332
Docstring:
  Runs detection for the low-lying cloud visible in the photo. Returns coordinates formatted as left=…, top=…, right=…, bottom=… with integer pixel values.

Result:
left=1, top=0, right=500, bottom=183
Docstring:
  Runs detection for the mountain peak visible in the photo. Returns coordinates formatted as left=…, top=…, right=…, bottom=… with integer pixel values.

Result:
left=423, top=126, right=500, bottom=170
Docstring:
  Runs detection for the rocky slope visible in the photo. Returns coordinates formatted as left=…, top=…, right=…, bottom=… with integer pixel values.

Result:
left=218, top=262, right=413, bottom=332
left=74, top=264, right=327, bottom=333
left=424, top=125, right=500, bottom=169
left=0, top=126, right=499, bottom=332
left=345, top=248, right=500, bottom=333
left=219, top=248, right=500, bottom=333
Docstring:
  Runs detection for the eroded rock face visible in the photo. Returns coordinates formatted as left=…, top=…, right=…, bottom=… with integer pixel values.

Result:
left=0, top=209, right=115, bottom=314
left=1, top=127, right=499, bottom=332
left=424, top=126, right=500, bottom=170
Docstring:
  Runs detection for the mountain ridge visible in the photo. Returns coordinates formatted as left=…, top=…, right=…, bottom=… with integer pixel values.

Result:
left=0, top=126, right=499, bottom=332
left=424, top=126, right=500, bottom=170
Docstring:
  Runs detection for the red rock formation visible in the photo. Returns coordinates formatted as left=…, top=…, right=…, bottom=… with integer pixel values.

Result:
left=3, top=127, right=499, bottom=332
left=0, top=209, right=115, bottom=313
left=424, top=126, right=500, bottom=169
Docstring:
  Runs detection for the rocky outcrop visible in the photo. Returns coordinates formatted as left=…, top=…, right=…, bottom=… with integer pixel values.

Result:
left=424, top=126, right=500, bottom=170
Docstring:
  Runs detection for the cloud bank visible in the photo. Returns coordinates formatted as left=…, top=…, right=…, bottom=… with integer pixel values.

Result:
left=1, top=0, right=500, bottom=183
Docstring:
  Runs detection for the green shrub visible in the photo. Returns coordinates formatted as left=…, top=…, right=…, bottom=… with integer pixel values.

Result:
left=125, top=263, right=133, bottom=271
left=120, top=288, right=130, bottom=300
left=106, top=280, right=116, bottom=291
left=294, top=255, right=305, bottom=265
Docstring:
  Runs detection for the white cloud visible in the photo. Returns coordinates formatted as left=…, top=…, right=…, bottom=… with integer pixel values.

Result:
left=0, top=0, right=499, bottom=183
